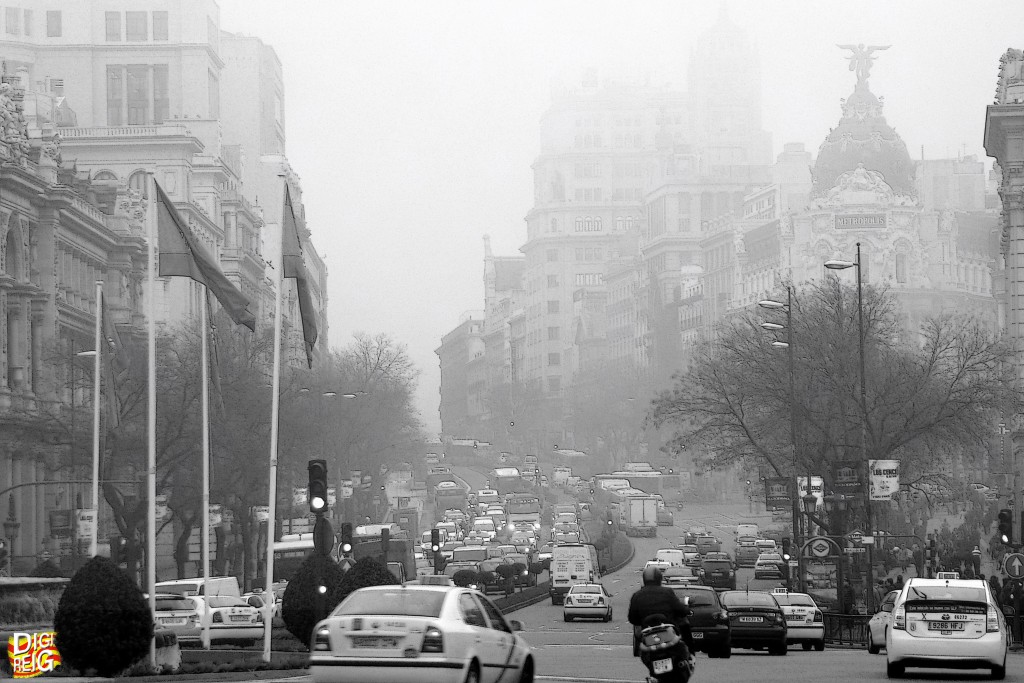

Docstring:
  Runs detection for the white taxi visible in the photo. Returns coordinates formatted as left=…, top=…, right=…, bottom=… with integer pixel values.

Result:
left=885, top=575, right=1008, bottom=679
left=563, top=583, right=613, bottom=622
left=868, top=590, right=899, bottom=654
left=310, top=578, right=535, bottom=683
left=771, top=589, right=824, bottom=651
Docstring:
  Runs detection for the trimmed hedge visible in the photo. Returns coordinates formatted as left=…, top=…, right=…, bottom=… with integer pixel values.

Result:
left=53, top=556, right=153, bottom=677
left=281, top=553, right=347, bottom=648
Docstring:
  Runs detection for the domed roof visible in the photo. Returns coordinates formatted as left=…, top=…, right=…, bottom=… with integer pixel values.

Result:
left=811, top=81, right=916, bottom=199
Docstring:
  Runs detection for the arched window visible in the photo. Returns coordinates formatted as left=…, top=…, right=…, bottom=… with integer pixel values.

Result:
left=4, top=224, right=22, bottom=281
left=128, top=171, right=148, bottom=198
left=594, top=217, right=602, bottom=230
left=93, top=171, right=117, bottom=182
left=584, top=217, right=593, bottom=231
left=550, top=218, right=558, bottom=233
left=575, top=217, right=583, bottom=232
left=616, top=216, right=624, bottom=231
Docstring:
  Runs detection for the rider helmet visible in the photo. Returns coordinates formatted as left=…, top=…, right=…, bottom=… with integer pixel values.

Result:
left=642, top=565, right=663, bottom=586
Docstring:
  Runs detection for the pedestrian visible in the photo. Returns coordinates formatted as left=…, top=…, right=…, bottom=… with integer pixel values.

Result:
left=841, top=579, right=855, bottom=615
left=873, top=579, right=887, bottom=607
left=972, top=545, right=983, bottom=576
left=990, top=576, right=1003, bottom=606
left=900, top=547, right=910, bottom=573
left=895, top=574, right=904, bottom=590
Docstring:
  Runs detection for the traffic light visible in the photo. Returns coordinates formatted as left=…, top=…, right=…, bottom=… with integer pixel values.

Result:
left=781, top=537, right=792, bottom=561
left=340, top=523, right=353, bottom=555
left=109, top=535, right=126, bottom=565
left=381, top=528, right=390, bottom=554
left=999, top=508, right=1014, bottom=545
left=430, top=528, right=441, bottom=554
left=308, top=459, right=328, bottom=514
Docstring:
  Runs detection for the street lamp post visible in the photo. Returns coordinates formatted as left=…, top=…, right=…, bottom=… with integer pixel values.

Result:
left=759, top=287, right=805, bottom=590
left=4, top=496, right=21, bottom=577
left=825, top=242, right=875, bottom=612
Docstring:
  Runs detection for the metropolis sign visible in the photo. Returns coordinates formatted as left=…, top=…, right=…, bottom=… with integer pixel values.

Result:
left=835, top=213, right=886, bottom=230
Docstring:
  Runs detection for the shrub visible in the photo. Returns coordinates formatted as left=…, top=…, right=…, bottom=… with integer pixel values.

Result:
left=53, top=556, right=152, bottom=677
left=451, top=569, right=479, bottom=588
left=281, top=553, right=347, bottom=648
left=29, top=560, right=66, bottom=578
left=336, top=557, right=399, bottom=604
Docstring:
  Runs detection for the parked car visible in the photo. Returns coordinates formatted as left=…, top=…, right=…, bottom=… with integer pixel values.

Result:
left=719, top=590, right=788, bottom=656
left=563, top=583, right=613, bottom=622
left=309, top=582, right=533, bottom=683
left=667, top=584, right=731, bottom=658
left=867, top=589, right=899, bottom=654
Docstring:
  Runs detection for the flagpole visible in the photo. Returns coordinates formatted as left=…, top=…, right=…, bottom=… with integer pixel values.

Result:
left=146, top=174, right=158, bottom=669
left=201, top=289, right=211, bottom=650
left=90, top=282, right=102, bottom=558
left=262, top=214, right=285, bottom=664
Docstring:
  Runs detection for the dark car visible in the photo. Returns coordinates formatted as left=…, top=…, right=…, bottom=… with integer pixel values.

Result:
left=699, top=559, right=737, bottom=590
left=719, top=591, right=788, bottom=655
left=696, top=535, right=722, bottom=555
left=667, top=584, right=731, bottom=658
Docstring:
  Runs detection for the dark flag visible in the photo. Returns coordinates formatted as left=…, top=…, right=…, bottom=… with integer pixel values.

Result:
left=100, top=291, right=130, bottom=429
left=281, top=185, right=318, bottom=368
left=154, top=180, right=256, bottom=332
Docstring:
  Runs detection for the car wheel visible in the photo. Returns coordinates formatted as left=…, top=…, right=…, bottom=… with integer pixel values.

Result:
left=814, top=640, right=825, bottom=652
left=886, top=661, right=904, bottom=678
left=564, top=614, right=572, bottom=622
left=770, top=643, right=787, bottom=656
left=518, top=657, right=534, bottom=683
left=464, top=661, right=481, bottom=683
left=719, top=645, right=731, bottom=659
left=802, top=642, right=812, bottom=651
left=867, top=630, right=880, bottom=655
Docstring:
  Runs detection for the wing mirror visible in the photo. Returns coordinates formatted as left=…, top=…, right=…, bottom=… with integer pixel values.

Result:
left=509, top=619, right=525, bottom=631
left=881, top=603, right=893, bottom=613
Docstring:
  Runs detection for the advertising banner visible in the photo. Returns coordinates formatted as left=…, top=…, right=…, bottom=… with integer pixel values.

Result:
left=764, top=478, right=792, bottom=511
left=833, top=461, right=862, bottom=493
left=75, top=509, right=96, bottom=540
left=252, top=505, right=270, bottom=522
left=209, top=504, right=222, bottom=526
left=869, top=460, right=900, bottom=500
left=293, top=487, right=308, bottom=507
left=327, top=487, right=337, bottom=507
left=797, top=476, right=825, bottom=510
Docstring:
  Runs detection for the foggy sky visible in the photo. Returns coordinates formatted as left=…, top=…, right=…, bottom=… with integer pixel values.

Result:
left=217, top=0, right=1024, bottom=433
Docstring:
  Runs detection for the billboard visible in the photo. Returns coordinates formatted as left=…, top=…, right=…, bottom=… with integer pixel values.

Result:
left=764, top=478, right=792, bottom=511
left=869, top=460, right=900, bottom=500
left=833, top=461, right=862, bottom=493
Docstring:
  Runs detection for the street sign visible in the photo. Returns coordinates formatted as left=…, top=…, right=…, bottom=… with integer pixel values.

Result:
left=809, top=539, right=831, bottom=558
left=788, top=560, right=799, bottom=568
left=846, top=529, right=864, bottom=544
left=843, top=547, right=866, bottom=554
left=1004, top=553, right=1024, bottom=579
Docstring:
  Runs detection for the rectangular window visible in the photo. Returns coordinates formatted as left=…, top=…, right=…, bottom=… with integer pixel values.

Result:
left=547, top=274, right=558, bottom=288
left=153, top=65, right=169, bottom=123
left=208, top=70, right=220, bottom=119
left=547, top=300, right=559, bottom=314
left=126, top=11, right=147, bottom=40
left=547, top=353, right=561, bottom=366
left=153, top=11, right=168, bottom=40
left=105, top=11, right=121, bottom=41
left=46, top=10, right=61, bottom=36
left=548, top=376, right=561, bottom=393
left=547, top=326, right=560, bottom=341
left=546, top=249, right=559, bottom=262
left=23, top=10, right=32, bottom=36
left=895, top=254, right=907, bottom=283
left=6, top=7, right=20, bottom=34
left=126, top=66, right=150, bottom=125
left=106, top=66, right=124, bottom=125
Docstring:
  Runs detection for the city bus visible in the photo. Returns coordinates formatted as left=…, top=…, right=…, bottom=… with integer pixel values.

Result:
left=491, top=467, right=524, bottom=496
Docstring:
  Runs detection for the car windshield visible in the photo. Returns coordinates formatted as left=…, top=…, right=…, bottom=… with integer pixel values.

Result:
left=334, top=589, right=446, bottom=617
left=155, top=597, right=194, bottom=611
left=206, top=596, right=247, bottom=608
left=722, top=592, right=778, bottom=608
left=774, top=594, right=816, bottom=607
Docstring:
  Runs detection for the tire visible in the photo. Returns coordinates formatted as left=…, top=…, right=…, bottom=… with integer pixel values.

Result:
left=770, top=642, right=787, bottom=656
left=992, top=662, right=1006, bottom=680
left=719, top=645, right=731, bottom=659
left=464, top=661, right=481, bottom=683
left=815, top=640, right=825, bottom=652
left=886, top=661, right=904, bottom=678
left=564, top=614, right=572, bottom=622
left=802, top=642, right=812, bottom=651
left=518, top=657, right=534, bottom=683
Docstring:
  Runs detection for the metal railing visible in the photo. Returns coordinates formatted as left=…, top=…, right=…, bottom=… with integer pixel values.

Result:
left=822, top=612, right=870, bottom=645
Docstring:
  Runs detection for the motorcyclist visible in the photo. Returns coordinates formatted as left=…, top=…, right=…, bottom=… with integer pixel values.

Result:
left=628, top=565, right=694, bottom=657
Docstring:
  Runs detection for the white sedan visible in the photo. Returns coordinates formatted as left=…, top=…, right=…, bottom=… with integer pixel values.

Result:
left=867, top=590, right=899, bottom=654
left=771, top=590, right=825, bottom=651
left=563, top=583, right=613, bottom=622
left=310, top=579, right=535, bottom=683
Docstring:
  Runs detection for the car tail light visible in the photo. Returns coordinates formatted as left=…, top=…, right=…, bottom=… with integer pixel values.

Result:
left=813, top=610, right=823, bottom=623
left=256, top=612, right=263, bottom=623
left=988, top=605, right=1000, bottom=632
left=893, top=605, right=906, bottom=630
left=714, top=611, right=728, bottom=623
left=188, top=614, right=199, bottom=625
left=565, top=596, right=573, bottom=606
left=774, top=613, right=784, bottom=625
left=422, top=625, right=444, bottom=653
left=212, top=612, right=223, bottom=624
left=314, top=627, right=331, bottom=651
left=596, top=597, right=605, bottom=605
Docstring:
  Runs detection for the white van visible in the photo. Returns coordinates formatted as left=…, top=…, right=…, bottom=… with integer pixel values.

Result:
left=550, top=543, right=599, bottom=605
left=735, top=523, right=759, bottom=540
left=155, top=576, right=241, bottom=598
left=654, top=548, right=685, bottom=567
left=473, top=517, right=497, bottom=539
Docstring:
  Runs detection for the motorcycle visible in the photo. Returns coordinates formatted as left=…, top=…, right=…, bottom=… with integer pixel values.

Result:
left=638, top=621, right=695, bottom=683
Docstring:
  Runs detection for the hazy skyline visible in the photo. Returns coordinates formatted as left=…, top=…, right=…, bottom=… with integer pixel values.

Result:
left=218, top=0, right=1024, bottom=433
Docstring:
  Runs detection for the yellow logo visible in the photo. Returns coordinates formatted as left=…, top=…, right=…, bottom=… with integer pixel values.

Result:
left=7, top=631, right=61, bottom=678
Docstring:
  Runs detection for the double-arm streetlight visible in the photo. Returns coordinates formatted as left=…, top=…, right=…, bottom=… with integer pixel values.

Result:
left=824, top=241, right=875, bottom=612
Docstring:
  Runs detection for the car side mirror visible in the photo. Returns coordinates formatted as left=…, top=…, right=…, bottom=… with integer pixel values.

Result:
left=881, top=603, right=893, bottom=613
left=509, top=619, right=525, bottom=631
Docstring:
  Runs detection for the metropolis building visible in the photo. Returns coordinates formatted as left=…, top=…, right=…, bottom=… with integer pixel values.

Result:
left=0, top=0, right=327, bottom=573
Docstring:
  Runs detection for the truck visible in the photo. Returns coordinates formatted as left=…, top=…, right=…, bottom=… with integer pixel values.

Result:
left=623, top=496, right=659, bottom=537
left=552, top=466, right=572, bottom=487
left=549, top=542, right=600, bottom=605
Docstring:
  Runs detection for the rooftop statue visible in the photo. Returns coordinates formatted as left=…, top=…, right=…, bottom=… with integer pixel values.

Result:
left=837, top=43, right=891, bottom=85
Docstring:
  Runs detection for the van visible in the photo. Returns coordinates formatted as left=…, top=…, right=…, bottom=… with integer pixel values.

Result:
left=155, top=576, right=241, bottom=598
left=735, top=523, right=759, bottom=539
left=550, top=543, right=599, bottom=605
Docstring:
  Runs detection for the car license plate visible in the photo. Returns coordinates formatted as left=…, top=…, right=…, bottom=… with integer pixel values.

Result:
left=928, top=622, right=964, bottom=631
left=692, top=632, right=703, bottom=639
left=739, top=616, right=762, bottom=623
left=787, top=615, right=803, bottom=621
left=160, top=617, right=184, bottom=625
left=230, top=615, right=249, bottom=622
left=653, top=658, right=673, bottom=674
left=576, top=598, right=592, bottom=603
left=352, top=636, right=399, bottom=648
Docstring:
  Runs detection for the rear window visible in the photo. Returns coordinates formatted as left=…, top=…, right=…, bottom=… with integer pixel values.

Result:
left=155, top=597, right=194, bottom=611
left=906, top=585, right=988, bottom=604
left=206, top=596, right=247, bottom=608
left=722, top=592, right=778, bottom=608
left=670, top=588, right=719, bottom=607
left=571, top=586, right=602, bottom=594
left=334, top=589, right=446, bottom=617
left=774, top=594, right=816, bottom=607
left=702, top=561, right=731, bottom=571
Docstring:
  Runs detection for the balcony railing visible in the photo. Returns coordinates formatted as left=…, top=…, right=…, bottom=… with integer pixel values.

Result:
left=60, top=124, right=191, bottom=139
